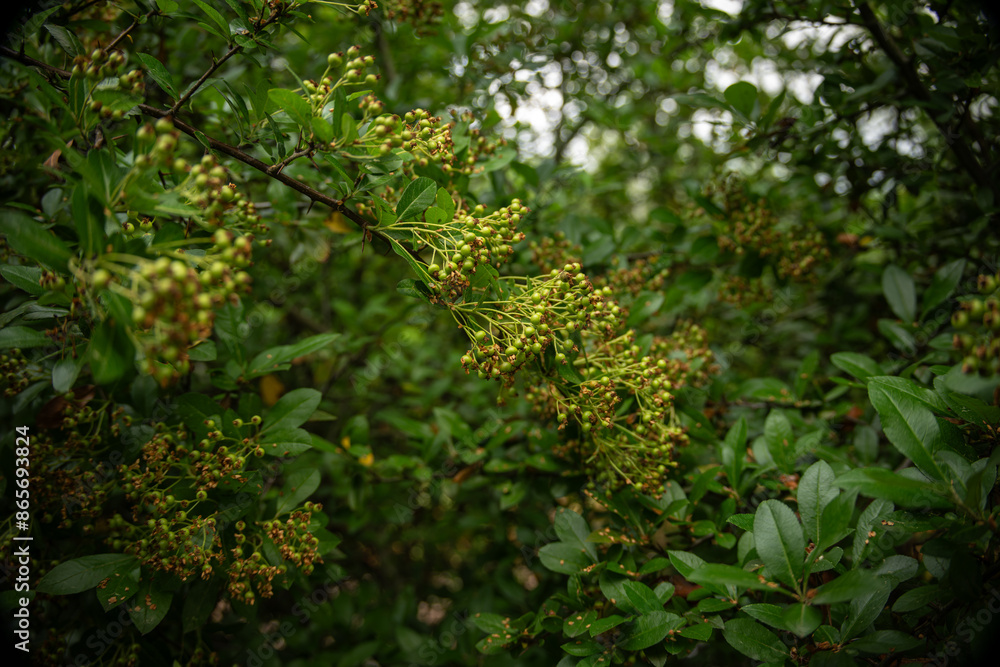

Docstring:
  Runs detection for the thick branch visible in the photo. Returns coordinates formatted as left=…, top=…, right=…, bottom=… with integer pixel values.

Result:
left=856, top=1, right=990, bottom=189
left=0, top=45, right=419, bottom=259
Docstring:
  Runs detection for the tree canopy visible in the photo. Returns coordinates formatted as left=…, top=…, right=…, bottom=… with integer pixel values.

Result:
left=1, top=1, right=999, bottom=666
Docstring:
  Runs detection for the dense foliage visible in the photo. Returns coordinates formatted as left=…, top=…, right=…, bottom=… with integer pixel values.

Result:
left=1, top=0, right=999, bottom=665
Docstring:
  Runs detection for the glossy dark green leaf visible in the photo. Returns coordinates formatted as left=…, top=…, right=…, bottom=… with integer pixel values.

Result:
left=247, top=333, right=339, bottom=378
left=753, top=500, right=804, bottom=589
left=868, top=379, right=947, bottom=480
left=0, top=208, right=72, bottom=272
left=840, top=577, right=891, bottom=640
left=126, top=577, right=173, bottom=634
left=836, top=468, right=951, bottom=508
left=395, top=177, right=437, bottom=222
left=619, top=611, right=680, bottom=650
left=783, top=603, right=821, bottom=638
left=262, top=388, right=321, bottom=433
left=539, top=543, right=590, bottom=575
left=37, top=554, right=139, bottom=594
left=882, top=265, right=916, bottom=323
left=921, top=259, right=965, bottom=318
left=723, top=618, right=789, bottom=663
left=830, top=352, right=881, bottom=382
left=798, top=460, right=838, bottom=544
left=135, top=52, right=178, bottom=98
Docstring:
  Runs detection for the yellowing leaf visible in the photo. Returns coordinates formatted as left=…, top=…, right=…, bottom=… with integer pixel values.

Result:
left=325, top=211, right=351, bottom=234
left=359, top=452, right=374, bottom=467
left=259, top=374, right=285, bottom=407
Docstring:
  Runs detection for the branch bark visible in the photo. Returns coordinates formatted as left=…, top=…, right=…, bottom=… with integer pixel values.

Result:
left=856, top=1, right=990, bottom=189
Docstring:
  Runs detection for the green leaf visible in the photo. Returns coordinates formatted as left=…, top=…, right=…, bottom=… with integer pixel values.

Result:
left=44, top=23, right=83, bottom=56
left=247, top=333, right=339, bottom=377
left=891, top=584, right=942, bottom=612
left=262, top=388, right=321, bottom=433
left=851, top=629, right=922, bottom=654
left=619, top=611, right=680, bottom=650
left=666, top=549, right=706, bottom=580
left=564, top=610, right=598, bottom=638
left=561, top=638, right=603, bottom=656
left=95, top=563, right=141, bottom=611
left=830, top=352, right=882, bottom=382
left=0, top=326, right=50, bottom=349
left=798, top=460, right=838, bottom=544
left=87, top=321, right=133, bottom=385
left=268, top=88, right=312, bottom=128
left=589, top=615, right=626, bottom=637
left=680, top=623, right=714, bottom=641
left=188, top=340, right=217, bottom=362
left=622, top=581, right=665, bottom=613
left=868, top=378, right=947, bottom=480
left=723, top=618, right=789, bottom=663
left=0, top=265, right=44, bottom=295
left=836, top=468, right=950, bottom=508
left=275, top=468, right=321, bottom=515
left=0, top=208, right=72, bottom=272
left=182, top=579, right=221, bottom=634
left=539, top=543, right=590, bottom=574
left=135, top=53, right=178, bottom=98
left=52, top=357, right=80, bottom=393
left=810, top=569, right=882, bottom=605
left=882, top=265, right=916, bottom=323
left=753, top=500, right=804, bottom=589
left=311, top=115, right=334, bottom=143
left=724, top=81, right=758, bottom=119
left=126, top=577, right=173, bottom=634
left=764, top=410, right=794, bottom=473
left=922, top=259, right=965, bottom=317
left=840, top=577, right=891, bottom=640
left=191, top=0, right=231, bottom=38
left=37, top=554, right=139, bottom=594
left=259, top=427, right=313, bottom=456
left=782, top=603, right=821, bottom=638
left=727, top=514, right=755, bottom=532
left=554, top=509, right=598, bottom=561
left=739, top=604, right=787, bottom=631
left=688, top=563, right=785, bottom=593
left=394, top=177, right=437, bottom=222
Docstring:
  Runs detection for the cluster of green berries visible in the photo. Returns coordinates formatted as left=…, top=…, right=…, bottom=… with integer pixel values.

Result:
left=108, top=418, right=319, bottom=602
left=458, top=262, right=625, bottom=386
left=90, top=240, right=251, bottom=383
left=384, top=0, right=445, bottom=29
left=185, top=154, right=267, bottom=234
left=525, top=321, right=714, bottom=490
left=134, top=117, right=182, bottom=171
left=71, top=47, right=144, bottom=95
left=418, top=199, right=528, bottom=300
left=30, top=402, right=127, bottom=529
left=529, top=232, right=580, bottom=274
left=593, top=257, right=670, bottom=299
left=0, top=349, right=29, bottom=397
left=952, top=272, right=1000, bottom=375
left=712, top=179, right=829, bottom=300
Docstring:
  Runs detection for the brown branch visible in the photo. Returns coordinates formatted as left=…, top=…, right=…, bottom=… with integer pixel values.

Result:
left=856, top=1, right=990, bottom=189
left=0, top=45, right=70, bottom=77
left=106, top=9, right=158, bottom=52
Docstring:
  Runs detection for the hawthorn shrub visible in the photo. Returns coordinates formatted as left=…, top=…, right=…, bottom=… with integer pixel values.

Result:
left=0, top=1, right=999, bottom=666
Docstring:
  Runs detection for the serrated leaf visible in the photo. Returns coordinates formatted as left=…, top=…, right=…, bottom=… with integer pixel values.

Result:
left=1, top=265, right=44, bottom=295
left=135, top=53, right=177, bottom=97
left=395, top=177, right=436, bottom=222
left=268, top=88, right=312, bottom=128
